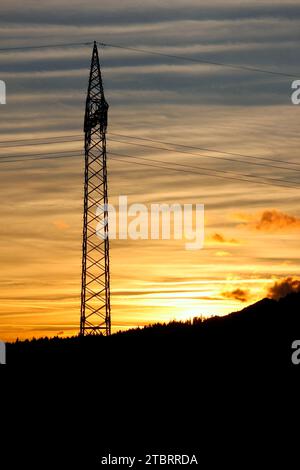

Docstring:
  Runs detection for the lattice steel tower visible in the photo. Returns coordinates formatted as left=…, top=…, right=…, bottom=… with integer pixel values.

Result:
left=80, top=42, right=111, bottom=335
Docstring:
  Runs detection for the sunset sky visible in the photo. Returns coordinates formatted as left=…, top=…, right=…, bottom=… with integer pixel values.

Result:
left=0, top=0, right=300, bottom=341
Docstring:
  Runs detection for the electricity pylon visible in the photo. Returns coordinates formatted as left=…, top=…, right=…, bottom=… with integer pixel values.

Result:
left=80, top=41, right=111, bottom=336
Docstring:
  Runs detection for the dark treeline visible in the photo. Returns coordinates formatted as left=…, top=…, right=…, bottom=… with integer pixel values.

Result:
left=6, top=292, right=300, bottom=370
left=5, top=292, right=300, bottom=466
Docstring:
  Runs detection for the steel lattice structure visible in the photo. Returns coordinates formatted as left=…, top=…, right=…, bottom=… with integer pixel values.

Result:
left=80, top=42, right=111, bottom=336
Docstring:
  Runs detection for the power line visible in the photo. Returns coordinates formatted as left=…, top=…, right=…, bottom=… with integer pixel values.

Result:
left=1, top=127, right=298, bottom=151
left=0, top=135, right=81, bottom=148
left=1, top=138, right=299, bottom=182
left=108, top=133, right=300, bottom=169
left=1, top=132, right=299, bottom=173
left=0, top=39, right=298, bottom=79
left=1, top=135, right=300, bottom=182
left=98, top=41, right=300, bottom=79
left=108, top=152, right=299, bottom=189
left=108, top=137, right=300, bottom=174
left=0, top=145, right=298, bottom=189
left=0, top=148, right=82, bottom=160
left=0, top=152, right=82, bottom=164
left=0, top=42, right=91, bottom=53
left=108, top=153, right=298, bottom=190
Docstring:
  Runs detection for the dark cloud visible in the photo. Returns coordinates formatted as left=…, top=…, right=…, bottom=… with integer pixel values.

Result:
left=1, top=2, right=300, bottom=26
left=222, top=288, right=250, bottom=302
left=0, top=0, right=299, bottom=122
left=212, top=233, right=226, bottom=242
left=210, top=233, right=238, bottom=244
left=267, top=277, right=300, bottom=300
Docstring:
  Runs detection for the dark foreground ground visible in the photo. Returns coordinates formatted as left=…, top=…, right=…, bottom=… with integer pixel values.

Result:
left=7, top=291, right=300, bottom=369
left=3, top=293, right=300, bottom=467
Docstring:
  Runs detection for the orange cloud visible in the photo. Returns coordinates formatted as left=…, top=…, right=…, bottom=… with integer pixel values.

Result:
left=52, top=220, right=70, bottom=231
left=222, top=288, right=250, bottom=302
left=267, top=277, right=300, bottom=300
left=210, top=233, right=239, bottom=244
left=238, top=209, right=300, bottom=232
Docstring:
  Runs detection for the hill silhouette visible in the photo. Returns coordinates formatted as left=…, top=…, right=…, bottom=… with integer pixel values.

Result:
left=5, top=292, right=300, bottom=466
left=6, top=291, right=300, bottom=369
